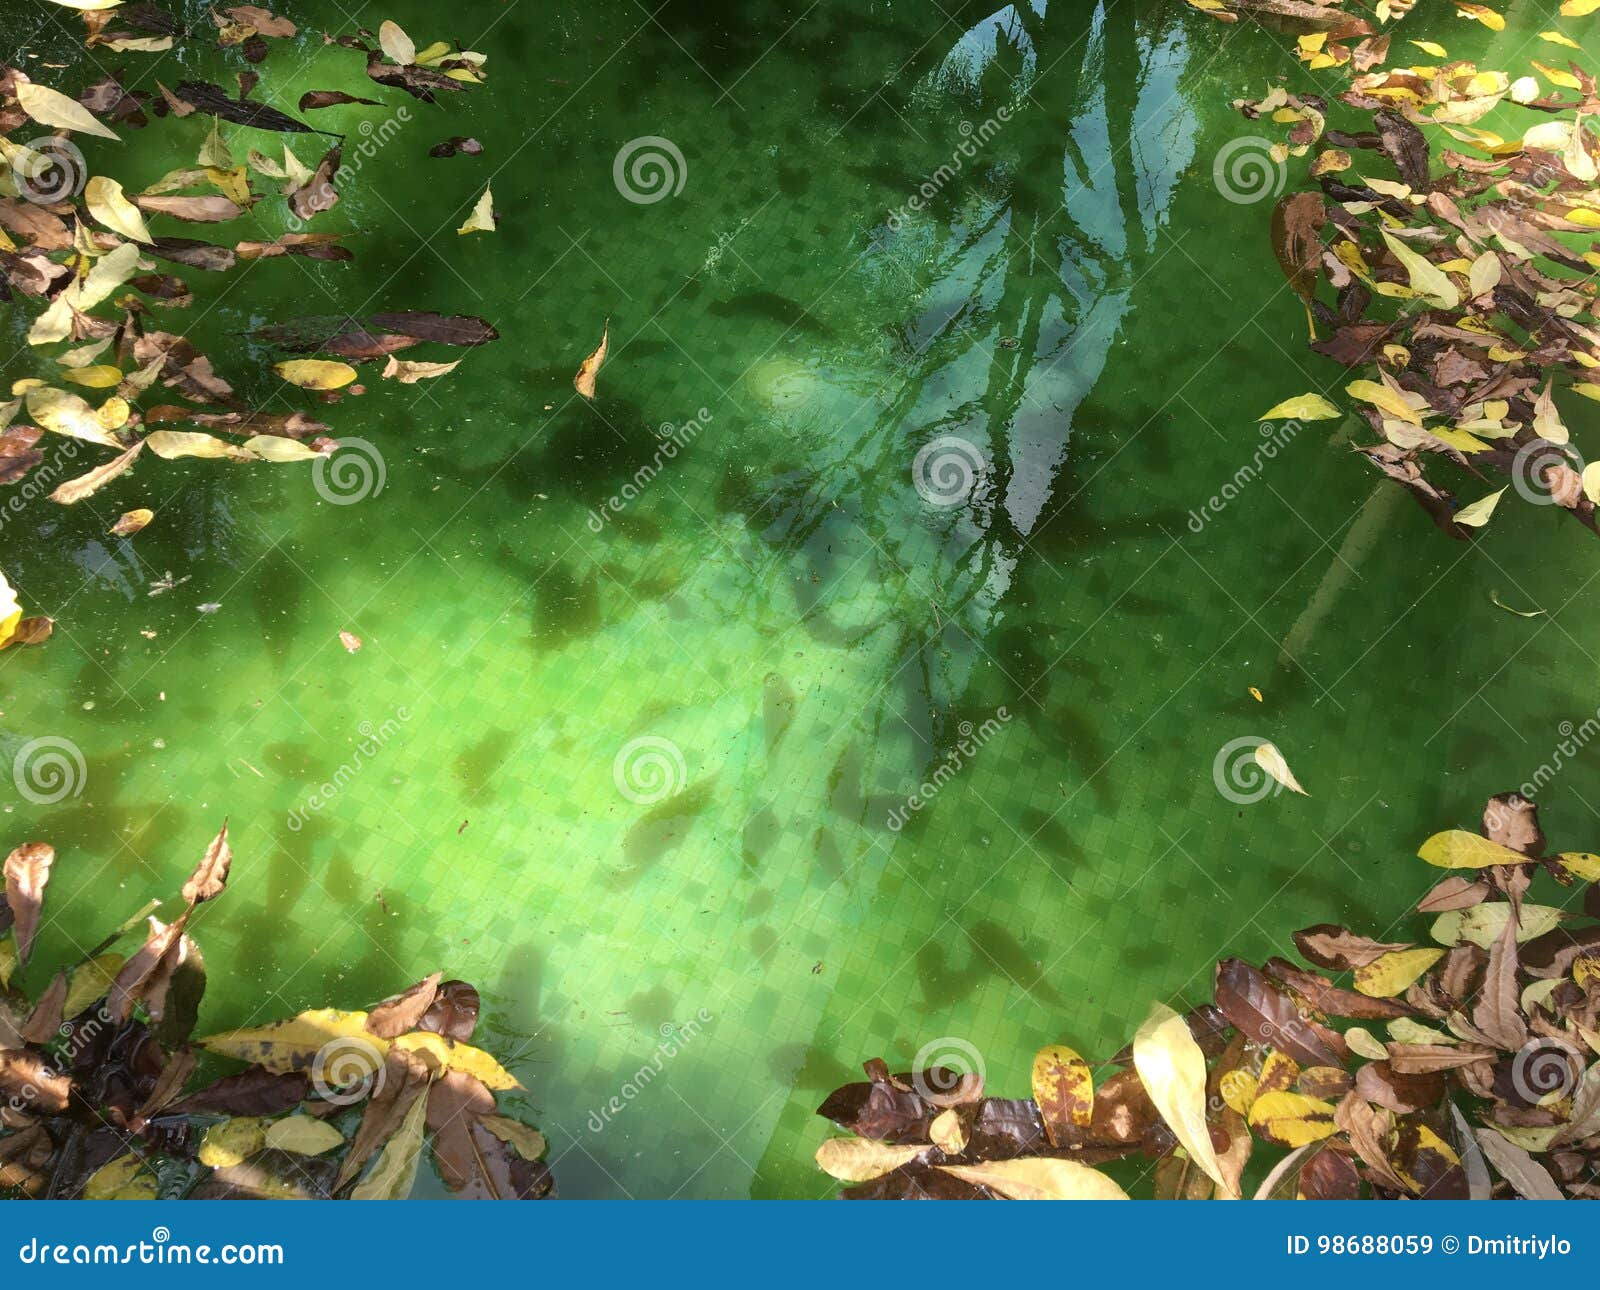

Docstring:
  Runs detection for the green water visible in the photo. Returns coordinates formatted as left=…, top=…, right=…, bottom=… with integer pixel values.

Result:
left=3, top=0, right=1597, bottom=1198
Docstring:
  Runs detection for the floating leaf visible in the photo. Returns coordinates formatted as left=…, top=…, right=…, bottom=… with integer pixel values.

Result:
left=457, top=185, right=495, bottom=235
left=575, top=322, right=608, bottom=399
left=815, top=1138, right=925, bottom=1182
left=1354, top=948, right=1446, bottom=998
left=1418, top=830, right=1528, bottom=869
left=200, top=1008, right=383, bottom=1074
left=1133, top=1002, right=1232, bottom=1196
left=1453, top=487, right=1505, bottom=528
left=16, top=81, right=120, bottom=141
left=1032, top=1043, right=1093, bottom=1144
left=1259, top=393, right=1340, bottom=421
left=85, top=176, right=152, bottom=244
left=938, top=1158, right=1128, bottom=1200
left=1253, top=742, right=1307, bottom=795
left=274, top=359, right=357, bottom=390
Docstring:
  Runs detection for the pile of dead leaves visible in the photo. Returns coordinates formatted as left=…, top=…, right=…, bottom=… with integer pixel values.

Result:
left=0, top=4, right=496, bottom=572
left=1192, top=0, right=1600, bottom=540
left=815, top=791, right=1600, bottom=1199
left=0, top=826, right=552, bottom=1200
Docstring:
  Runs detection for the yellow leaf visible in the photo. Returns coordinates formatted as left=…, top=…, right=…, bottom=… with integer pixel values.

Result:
left=274, top=359, right=357, bottom=390
left=16, top=81, right=120, bottom=141
left=938, top=1158, right=1128, bottom=1200
left=929, top=1108, right=968, bottom=1154
left=1455, top=3, right=1505, bottom=31
left=458, top=185, right=495, bottom=235
left=392, top=1030, right=521, bottom=1089
left=1380, top=229, right=1460, bottom=309
left=815, top=1137, right=925, bottom=1182
left=1541, top=31, right=1584, bottom=50
left=25, top=387, right=122, bottom=447
left=1133, top=1002, right=1233, bottom=1196
left=1354, top=948, right=1446, bottom=997
left=85, top=176, right=152, bottom=244
left=198, top=1117, right=267, bottom=1168
left=83, top=1154, right=158, bottom=1200
left=1533, top=60, right=1583, bottom=90
left=1411, top=40, right=1449, bottom=57
left=1259, top=393, right=1340, bottom=421
left=1556, top=851, right=1600, bottom=880
left=1247, top=1091, right=1338, bottom=1148
left=1417, top=829, right=1528, bottom=869
left=1347, top=377, right=1422, bottom=426
left=244, top=435, right=323, bottom=462
left=1468, top=251, right=1501, bottom=297
left=1453, top=487, right=1505, bottom=528
left=263, top=1115, right=344, bottom=1156
left=143, top=430, right=254, bottom=460
left=59, top=365, right=125, bottom=389
left=199, top=1008, right=383, bottom=1074
left=1032, top=1043, right=1093, bottom=1141
left=1346, top=1027, right=1388, bottom=1061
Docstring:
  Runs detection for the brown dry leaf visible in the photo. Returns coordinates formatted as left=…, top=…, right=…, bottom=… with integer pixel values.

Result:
left=107, top=910, right=190, bottom=1022
left=335, top=1045, right=430, bottom=1193
left=3, top=842, right=55, bottom=966
left=47, top=441, right=144, bottom=505
left=182, top=820, right=231, bottom=905
left=574, top=322, right=609, bottom=400
left=366, top=973, right=441, bottom=1040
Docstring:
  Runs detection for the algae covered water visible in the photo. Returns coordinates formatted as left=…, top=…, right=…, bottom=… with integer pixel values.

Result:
left=2, top=0, right=1597, bottom=1197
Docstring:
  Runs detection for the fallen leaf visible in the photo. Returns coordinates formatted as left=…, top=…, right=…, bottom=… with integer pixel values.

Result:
left=574, top=322, right=608, bottom=399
